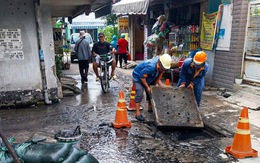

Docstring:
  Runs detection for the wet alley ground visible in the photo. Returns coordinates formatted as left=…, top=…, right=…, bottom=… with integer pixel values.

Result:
left=1, top=63, right=260, bottom=163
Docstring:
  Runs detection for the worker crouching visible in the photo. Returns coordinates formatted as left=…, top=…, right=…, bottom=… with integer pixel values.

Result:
left=132, top=54, right=172, bottom=122
left=177, top=51, right=210, bottom=107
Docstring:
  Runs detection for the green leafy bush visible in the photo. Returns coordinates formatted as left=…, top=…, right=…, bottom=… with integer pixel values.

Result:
left=55, top=53, right=63, bottom=79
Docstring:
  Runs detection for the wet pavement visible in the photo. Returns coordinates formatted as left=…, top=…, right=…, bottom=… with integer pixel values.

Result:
left=0, top=63, right=260, bottom=163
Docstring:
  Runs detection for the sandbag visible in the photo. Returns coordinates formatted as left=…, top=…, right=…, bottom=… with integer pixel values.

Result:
left=0, top=137, right=22, bottom=163
left=0, top=149, right=14, bottom=163
left=1, top=138, right=99, bottom=163
left=15, top=142, right=72, bottom=163
left=62, top=146, right=86, bottom=163
left=76, top=153, right=99, bottom=163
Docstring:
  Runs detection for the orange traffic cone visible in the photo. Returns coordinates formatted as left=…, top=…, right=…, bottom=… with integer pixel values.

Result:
left=165, top=79, right=171, bottom=86
left=225, top=107, right=258, bottom=159
left=127, top=83, right=143, bottom=111
left=117, top=90, right=127, bottom=109
left=113, top=90, right=132, bottom=129
left=128, top=84, right=137, bottom=111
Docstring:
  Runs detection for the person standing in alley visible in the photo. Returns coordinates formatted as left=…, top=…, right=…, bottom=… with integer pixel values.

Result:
left=117, top=34, right=128, bottom=68
left=110, top=35, right=119, bottom=67
left=132, top=54, right=172, bottom=121
left=74, top=31, right=91, bottom=83
left=177, top=51, right=210, bottom=107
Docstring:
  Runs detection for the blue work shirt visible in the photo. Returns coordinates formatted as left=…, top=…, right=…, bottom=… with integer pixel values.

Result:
left=132, top=57, right=161, bottom=84
left=177, top=58, right=210, bottom=107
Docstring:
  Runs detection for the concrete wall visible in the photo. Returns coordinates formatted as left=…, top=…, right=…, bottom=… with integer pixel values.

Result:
left=0, top=0, right=58, bottom=105
left=204, top=50, right=215, bottom=85
left=213, top=0, right=248, bottom=90
left=38, top=3, right=58, bottom=89
left=0, top=0, right=42, bottom=90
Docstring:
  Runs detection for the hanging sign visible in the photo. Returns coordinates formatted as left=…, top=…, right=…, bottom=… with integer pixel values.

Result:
left=118, top=17, right=129, bottom=33
left=216, top=4, right=232, bottom=51
left=200, top=12, right=218, bottom=50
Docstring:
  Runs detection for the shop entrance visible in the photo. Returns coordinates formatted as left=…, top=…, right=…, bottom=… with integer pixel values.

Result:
left=134, top=15, right=145, bottom=60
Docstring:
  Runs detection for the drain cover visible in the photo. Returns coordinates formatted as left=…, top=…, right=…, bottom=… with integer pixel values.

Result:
left=151, top=86, right=204, bottom=128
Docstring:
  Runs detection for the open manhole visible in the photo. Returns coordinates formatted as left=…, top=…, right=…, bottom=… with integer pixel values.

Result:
left=155, top=122, right=230, bottom=142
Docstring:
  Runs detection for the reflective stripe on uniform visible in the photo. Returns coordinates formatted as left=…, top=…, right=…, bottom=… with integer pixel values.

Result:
left=130, top=95, right=135, bottom=99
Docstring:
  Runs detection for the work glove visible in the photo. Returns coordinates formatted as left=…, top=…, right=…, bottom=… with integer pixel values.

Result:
left=187, top=82, right=194, bottom=89
left=179, top=83, right=185, bottom=88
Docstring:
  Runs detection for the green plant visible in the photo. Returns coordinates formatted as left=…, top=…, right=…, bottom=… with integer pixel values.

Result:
left=55, top=54, right=63, bottom=79
left=99, top=14, right=120, bottom=43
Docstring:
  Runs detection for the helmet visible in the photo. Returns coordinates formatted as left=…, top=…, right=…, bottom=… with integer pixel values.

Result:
left=159, top=54, right=172, bottom=70
left=193, top=51, right=207, bottom=65
left=121, top=34, right=125, bottom=38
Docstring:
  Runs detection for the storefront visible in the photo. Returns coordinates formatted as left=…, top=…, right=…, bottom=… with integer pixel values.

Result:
left=112, top=0, right=149, bottom=61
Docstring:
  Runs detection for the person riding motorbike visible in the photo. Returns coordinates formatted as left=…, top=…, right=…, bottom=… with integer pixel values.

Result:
left=92, top=33, right=117, bottom=81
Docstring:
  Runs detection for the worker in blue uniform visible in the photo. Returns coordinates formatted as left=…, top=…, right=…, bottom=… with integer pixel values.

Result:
left=132, top=54, right=172, bottom=121
left=177, top=51, right=210, bottom=107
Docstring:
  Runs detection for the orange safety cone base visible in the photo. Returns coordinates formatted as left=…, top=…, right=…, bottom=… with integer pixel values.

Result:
left=127, top=106, right=136, bottom=111
left=225, top=146, right=258, bottom=159
left=112, top=121, right=132, bottom=129
left=165, top=79, right=171, bottom=86
left=113, top=108, right=132, bottom=129
left=127, top=105, right=143, bottom=111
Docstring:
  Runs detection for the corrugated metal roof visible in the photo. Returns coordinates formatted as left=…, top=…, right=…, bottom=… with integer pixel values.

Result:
left=112, top=0, right=149, bottom=15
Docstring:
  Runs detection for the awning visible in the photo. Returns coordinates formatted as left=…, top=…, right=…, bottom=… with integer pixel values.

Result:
left=112, top=0, right=149, bottom=15
left=68, top=22, right=105, bottom=29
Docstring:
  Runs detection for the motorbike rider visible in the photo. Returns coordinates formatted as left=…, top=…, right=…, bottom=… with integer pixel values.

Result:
left=92, top=33, right=117, bottom=81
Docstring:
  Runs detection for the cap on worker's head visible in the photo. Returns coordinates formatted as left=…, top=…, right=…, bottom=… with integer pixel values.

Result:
left=121, top=34, right=125, bottom=38
left=193, top=51, right=207, bottom=67
left=159, top=54, right=172, bottom=70
left=98, top=32, right=105, bottom=37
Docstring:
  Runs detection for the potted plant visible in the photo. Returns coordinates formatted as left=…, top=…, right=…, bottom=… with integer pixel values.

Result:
left=234, top=75, right=243, bottom=85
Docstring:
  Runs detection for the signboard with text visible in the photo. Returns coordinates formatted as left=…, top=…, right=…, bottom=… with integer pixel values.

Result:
left=0, top=28, right=24, bottom=60
left=118, top=17, right=129, bottom=33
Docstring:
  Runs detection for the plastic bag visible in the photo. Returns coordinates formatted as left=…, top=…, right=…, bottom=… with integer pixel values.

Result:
left=127, top=53, right=131, bottom=61
left=143, top=34, right=160, bottom=49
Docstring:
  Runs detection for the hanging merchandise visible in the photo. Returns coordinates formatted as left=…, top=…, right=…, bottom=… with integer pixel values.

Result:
left=143, top=34, right=160, bottom=49
left=143, top=15, right=170, bottom=51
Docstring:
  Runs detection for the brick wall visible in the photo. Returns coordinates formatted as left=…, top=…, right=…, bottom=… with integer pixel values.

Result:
left=213, top=0, right=248, bottom=90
